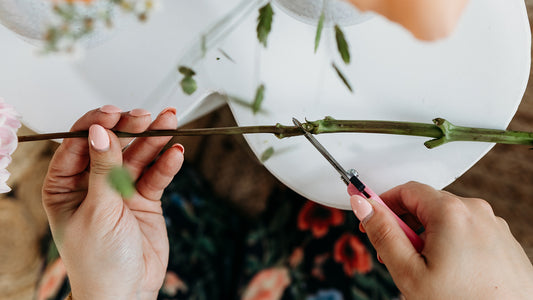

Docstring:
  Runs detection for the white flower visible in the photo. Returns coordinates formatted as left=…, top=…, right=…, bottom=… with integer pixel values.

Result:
left=0, top=98, right=21, bottom=193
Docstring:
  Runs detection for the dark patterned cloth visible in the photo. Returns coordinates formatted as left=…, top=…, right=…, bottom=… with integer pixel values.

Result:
left=39, top=162, right=399, bottom=300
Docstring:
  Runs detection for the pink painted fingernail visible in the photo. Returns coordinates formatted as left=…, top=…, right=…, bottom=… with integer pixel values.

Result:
left=159, top=107, right=177, bottom=117
left=350, top=195, right=373, bottom=223
left=99, top=105, right=122, bottom=114
left=172, top=143, right=185, bottom=154
left=89, top=124, right=110, bottom=152
left=129, top=108, right=151, bottom=117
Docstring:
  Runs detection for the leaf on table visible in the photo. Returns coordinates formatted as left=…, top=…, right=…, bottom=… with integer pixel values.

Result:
left=314, top=10, right=325, bottom=52
left=261, top=146, right=275, bottom=162
left=332, top=63, right=353, bottom=93
left=108, top=167, right=135, bottom=199
left=252, top=84, right=266, bottom=114
left=178, top=66, right=198, bottom=95
left=257, top=3, right=274, bottom=47
left=335, top=24, right=350, bottom=64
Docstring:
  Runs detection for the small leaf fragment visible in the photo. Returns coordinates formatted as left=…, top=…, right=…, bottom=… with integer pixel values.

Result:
left=314, top=11, right=325, bottom=52
left=178, top=66, right=196, bottom=77
left=261, top=147, right=275, bottom=162
left=252, top=84, right=265, bottom=114
left=257, top=3, right=274, bottom=47
left=226, top=95, right=263, bottom=113
left=332, top=63, right=353, bottom=93
left=181, top=77, right=197, bottom=95
left=178, top=66, right=198, bottom=95
left=201, top=34, right=207, bottom=58
left=334, top=25, right=350, bottom=64
left=108, top=167, right=135, bottom=199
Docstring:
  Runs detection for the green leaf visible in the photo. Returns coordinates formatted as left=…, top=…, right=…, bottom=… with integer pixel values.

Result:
left=332, top=63, right=353, bottom=93
left=260, top=147, right=275, bottom=162
left=314, top=11, right=325, bottom=52
left=181, top=76, right=198, bottom=95
left=178, top=66, right=198, bottom=95
left=108, top=167, right=135, bottom=199
left=252, top=84, right=265, bottom=114
left=257, top=3, right=274, bottom=47
left=335, top=24, right=350, bottom=64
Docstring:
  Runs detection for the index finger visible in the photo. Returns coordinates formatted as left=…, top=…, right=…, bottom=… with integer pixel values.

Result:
left=379, top=181, right=449, bottom=227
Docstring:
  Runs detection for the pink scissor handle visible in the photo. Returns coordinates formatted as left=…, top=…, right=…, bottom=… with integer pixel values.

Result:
left=348, top=183, right=424, bottom=253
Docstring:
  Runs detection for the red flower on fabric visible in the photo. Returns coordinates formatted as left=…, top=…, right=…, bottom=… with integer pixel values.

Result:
left=37, top=258, right=67, bottom=300
left=297, top=201, right=344, bottom=238
left=333, top=233, right=372, bottom=276
left=161, top=271, right=188, bottom=296
left=242, top=267, right=291, bottom=300
left=289, top=247, right=304, bottom=268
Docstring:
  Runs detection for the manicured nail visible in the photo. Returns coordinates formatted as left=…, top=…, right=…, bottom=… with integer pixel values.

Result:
left=350, top=195, right=373, bottom=223
left=377, top=254, right=383, bottom=264
left=99, top=105, right=122, bottom=114
left=129, top=108, right=151, bottom=117
left=172, top=143, right=185, bottom=155
left=359, top=222, right=366, bottom=233
left=89, top=124, right=110, bottom=152
left=159, top=107, right=177, bottom=117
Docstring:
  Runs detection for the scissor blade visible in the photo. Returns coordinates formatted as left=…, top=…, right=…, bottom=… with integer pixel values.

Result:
left=292, top=118, right=351, bottom=184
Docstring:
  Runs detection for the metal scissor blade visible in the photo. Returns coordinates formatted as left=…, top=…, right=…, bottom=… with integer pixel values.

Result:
left=292, top=118, right=351, bottom=185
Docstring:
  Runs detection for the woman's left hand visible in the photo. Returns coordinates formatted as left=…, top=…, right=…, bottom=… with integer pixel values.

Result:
left=42, top=106, right=184, bottom=300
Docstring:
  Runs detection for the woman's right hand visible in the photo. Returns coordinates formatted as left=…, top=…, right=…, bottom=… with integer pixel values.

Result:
left=350, top=181, right=533, bottom=299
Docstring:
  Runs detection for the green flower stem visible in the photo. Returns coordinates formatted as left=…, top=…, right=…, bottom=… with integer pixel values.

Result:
left=424, top=118, right=533, bottom=149
left=17, top=118, right=533, bottom=149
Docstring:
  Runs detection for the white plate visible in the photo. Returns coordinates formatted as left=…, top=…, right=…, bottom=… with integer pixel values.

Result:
left=1, top=0, right=530, bottom=210
left=0, top=0, right=234, bottom=134
left=203, top=0, right=531, bottom=209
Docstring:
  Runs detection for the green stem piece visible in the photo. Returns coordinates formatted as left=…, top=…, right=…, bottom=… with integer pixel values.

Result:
left=17, top=118, right=533, bottom=149
left=424, top=118, right=533, bottom=149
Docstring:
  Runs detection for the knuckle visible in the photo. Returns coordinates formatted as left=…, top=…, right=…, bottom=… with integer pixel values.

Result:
left=469, top=198, right=494, bottom=213
left=90, top=160, right=116, bottom=175
left=400, top=181, right=434, bottom=200
left=439, top=197, right=469, bottom=222
left=402, top=181, right=424, bottom=194
left=404, top=180, right=420, bottom=186
left=399, top=182, right=419, bottom=200
left=496, top=216, right=510, bottom=229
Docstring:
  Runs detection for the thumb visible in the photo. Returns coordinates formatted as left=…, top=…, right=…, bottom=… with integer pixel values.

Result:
left=350, top=195, right=424, bottom=276
left=86, top=124, right=124, bottom=207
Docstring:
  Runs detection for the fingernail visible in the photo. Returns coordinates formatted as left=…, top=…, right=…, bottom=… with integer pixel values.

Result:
left=129, top=108, right=151, bottom=117
left=350, top=195, right=373, bottom=223
left=89, top=124, right=110, bottom=152
left=159, top=107, right=177, bottom=117
left=99, top=105, right=122, bottom=114
left=377, top=254, right=383, bottom=264
left=172, top=143, right=185, bottom=155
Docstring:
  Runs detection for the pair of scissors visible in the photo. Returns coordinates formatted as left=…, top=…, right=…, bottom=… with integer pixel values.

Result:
left=292, top=118, right=424, bottom=253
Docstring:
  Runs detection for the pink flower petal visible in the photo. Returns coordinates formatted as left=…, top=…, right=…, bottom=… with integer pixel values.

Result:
left=0, top=98, right=20, bottom=193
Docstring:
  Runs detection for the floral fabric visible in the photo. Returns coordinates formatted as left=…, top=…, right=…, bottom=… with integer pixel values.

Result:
left=40, top=162, right=399, bottom=300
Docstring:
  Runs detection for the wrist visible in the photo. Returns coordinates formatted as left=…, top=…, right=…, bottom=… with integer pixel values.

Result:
left=70, top=289, right=158, bottom=300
